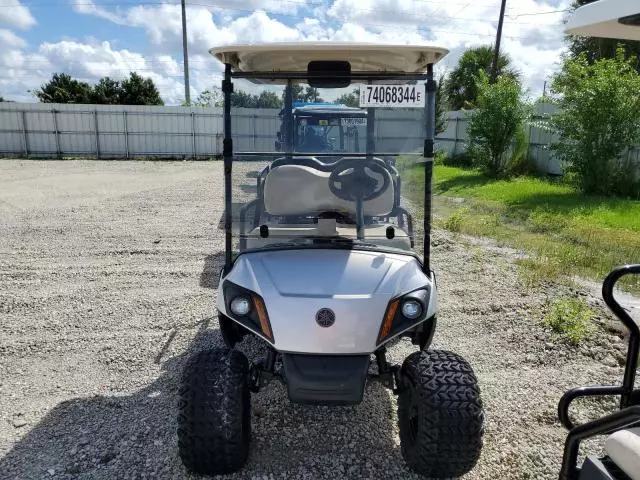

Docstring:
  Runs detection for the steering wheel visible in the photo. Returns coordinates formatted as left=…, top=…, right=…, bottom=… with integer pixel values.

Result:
left=328, top=157, right=391, bottom=202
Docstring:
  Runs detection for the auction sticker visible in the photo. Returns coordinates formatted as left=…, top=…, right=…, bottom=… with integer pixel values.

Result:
left=359, top=84, right=425, bottom=108
left=340, top=118, right=367, bottom=127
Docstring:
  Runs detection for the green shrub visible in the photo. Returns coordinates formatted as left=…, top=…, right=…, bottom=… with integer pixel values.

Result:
left=466, top=72, right=531, bottom=177
left=550, top=48, right=640, bottom=198
left=433, top=150, right=449, bottom=165
left=506, top=124, right=538, bottom=176
left=544, top=297, right=594, bottom=345
left=442, top=208, right=467, bottom=232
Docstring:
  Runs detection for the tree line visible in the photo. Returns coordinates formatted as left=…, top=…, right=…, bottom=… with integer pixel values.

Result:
left=185, top=84, right=330, bottom=108
left=11, top=72, right=164, bottom=105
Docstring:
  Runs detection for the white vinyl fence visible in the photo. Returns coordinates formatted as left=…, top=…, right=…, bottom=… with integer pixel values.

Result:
left=0, top=102, right=428, bottom=160
left=2, top=102, right=639, bottom=175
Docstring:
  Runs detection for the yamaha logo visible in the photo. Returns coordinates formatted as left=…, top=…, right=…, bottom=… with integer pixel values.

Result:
left=315, top=308, right=335, bottom=328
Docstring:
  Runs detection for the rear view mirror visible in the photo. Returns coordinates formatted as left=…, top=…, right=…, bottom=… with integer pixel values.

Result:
left=307, top=61, right=351, bottom=88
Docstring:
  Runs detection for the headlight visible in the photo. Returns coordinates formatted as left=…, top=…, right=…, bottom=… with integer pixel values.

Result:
left=377, top=288, right=430, bottom=346
left=230, top=296, right=251, bottom=316
left=401, top=300, right=422, bottom=319
left=223, top=281, right=274, bottom=343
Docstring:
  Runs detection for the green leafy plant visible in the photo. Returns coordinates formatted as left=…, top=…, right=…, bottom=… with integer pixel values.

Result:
left=550, top=48, right=640, bottom=198
left=466, top=72, right=531, bottom=177
left=442, top=208, right=468, bottom=232
left=544, top=297, right=594, bottom=345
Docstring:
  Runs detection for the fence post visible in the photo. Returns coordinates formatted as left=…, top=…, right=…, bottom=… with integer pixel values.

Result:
left=526, top=121, right=533, bottom=164
left=94, top=109, right=100, bottom=158
left=453, top=116, right=459, bottom=157
left=253, top=114, right=257, bottom=151
left=123, top=111, right=129, bottom=159
left=21, top=110, right=29, bottom=157
left=52, top=108, right=61, bottom=158
left=191, top=111, right=197, bottom=159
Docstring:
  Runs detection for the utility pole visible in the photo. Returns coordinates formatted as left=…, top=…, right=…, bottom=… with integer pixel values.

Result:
left=490, top=0, right=507, bottom=83
left=181, top=0, right=191, bottom=104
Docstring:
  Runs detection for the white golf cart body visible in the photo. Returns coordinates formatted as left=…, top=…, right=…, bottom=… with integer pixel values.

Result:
left=177, top=42, right=485, bottom=480
left=211, top=42, right=446, bottom=403
left=561, top=3, right=640, bottom=480
left=211, top=43, right=446, bottom=355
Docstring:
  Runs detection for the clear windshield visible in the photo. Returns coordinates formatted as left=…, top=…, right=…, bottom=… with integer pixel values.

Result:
left=229, top=80, right=428, bottom=255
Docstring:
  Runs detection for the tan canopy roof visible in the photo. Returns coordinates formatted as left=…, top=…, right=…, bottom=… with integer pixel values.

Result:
left=209, top=42, right=448, bottom=78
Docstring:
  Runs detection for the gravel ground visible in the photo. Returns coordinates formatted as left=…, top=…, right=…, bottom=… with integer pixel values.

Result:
left=0, top=160, right=637, bottom=480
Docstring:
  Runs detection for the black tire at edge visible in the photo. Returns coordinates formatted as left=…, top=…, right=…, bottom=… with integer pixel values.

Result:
left=177, top=348, right=251, bottom=475
left=398, top=349, right=485, bottom=478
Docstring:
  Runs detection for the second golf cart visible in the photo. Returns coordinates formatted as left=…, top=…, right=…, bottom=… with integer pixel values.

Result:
left=177, top=42, right=484, bottom=478
left=275, top=101, right=368, bottom=157
left=555, top=1, right=640, bottom=479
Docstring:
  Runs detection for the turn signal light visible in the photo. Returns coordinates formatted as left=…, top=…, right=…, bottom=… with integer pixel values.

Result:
left=252, top=294, right=273, bottom=341
left=378, top=299, right=399, bottom=343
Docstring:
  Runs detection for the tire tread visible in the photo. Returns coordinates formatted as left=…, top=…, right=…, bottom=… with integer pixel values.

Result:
left=177, top=348, right=251, bottom=475
left=398, top=349, right=484, bottom=478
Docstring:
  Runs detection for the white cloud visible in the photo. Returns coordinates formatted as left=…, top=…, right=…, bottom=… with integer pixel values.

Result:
left=0, top=0, right=36, bottom=30
left=1, top=0, right=575, bottom=103
left=0, top=28, right=26, bottom=48
left=328, top=0, right=444, bottom=27
left=124, top=6, right=302, bottom=54
left=70, top=0, right=125, bottom=24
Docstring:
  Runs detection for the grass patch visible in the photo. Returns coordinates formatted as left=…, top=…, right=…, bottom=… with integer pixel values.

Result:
left=398, top=162, right=640, bottom=292
left=544, top=297, right=594, bottom=345
left=516, top=258, right=567, bottom=289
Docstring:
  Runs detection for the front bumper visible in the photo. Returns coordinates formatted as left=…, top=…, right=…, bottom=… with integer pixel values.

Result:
left=282, top=353, right=371, bottom=405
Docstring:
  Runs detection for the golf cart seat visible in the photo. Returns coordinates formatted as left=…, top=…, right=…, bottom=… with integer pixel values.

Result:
left=605, top=427, right=640, bottom=480
left=263, top=162, right=395, bottom=217
left=245, top=158, right=410, bottom=251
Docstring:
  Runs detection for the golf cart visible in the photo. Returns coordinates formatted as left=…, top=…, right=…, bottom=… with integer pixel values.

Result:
left=557, top=2, right=640, bottom=479
left=274, top=101, right=368, bottom=158
left=177, top=43, right=484, bottom=478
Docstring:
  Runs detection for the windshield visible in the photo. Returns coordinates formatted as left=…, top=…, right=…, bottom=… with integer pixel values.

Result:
left=229, top=80, right=429, bottom=256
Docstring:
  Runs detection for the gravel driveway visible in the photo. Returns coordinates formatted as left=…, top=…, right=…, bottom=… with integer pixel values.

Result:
left=0, top=160, right=636, bottom=480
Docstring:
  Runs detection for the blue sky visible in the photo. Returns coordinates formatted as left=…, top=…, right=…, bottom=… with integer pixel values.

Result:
left=0, top=0, right=572, bottom=104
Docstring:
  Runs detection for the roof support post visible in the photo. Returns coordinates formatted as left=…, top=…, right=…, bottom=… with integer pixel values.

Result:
left=359, top=81, right=375, bottom=241
left=423, top=63, right=436, bottom=273
left=223, top=63, right=234, bottom=271
left=284, top=80, right=293, bottom=161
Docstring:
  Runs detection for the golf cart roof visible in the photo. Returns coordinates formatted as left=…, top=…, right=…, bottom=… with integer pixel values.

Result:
left=565, top=0, right=640, bottom=40
left=291, top=103, right=366, bottom=115
left=209, top=42, right=449, bottom=83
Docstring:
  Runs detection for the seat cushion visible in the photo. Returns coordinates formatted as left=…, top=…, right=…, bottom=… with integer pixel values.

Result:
left=263, top=164, right=394, bottom=217
left=605, top=427, right=640, bottom=480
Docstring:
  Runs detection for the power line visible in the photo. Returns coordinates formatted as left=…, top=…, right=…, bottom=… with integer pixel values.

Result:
left=4, top=0, right=568, bottom=27
left=507, top=8, right=571, bottom=18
